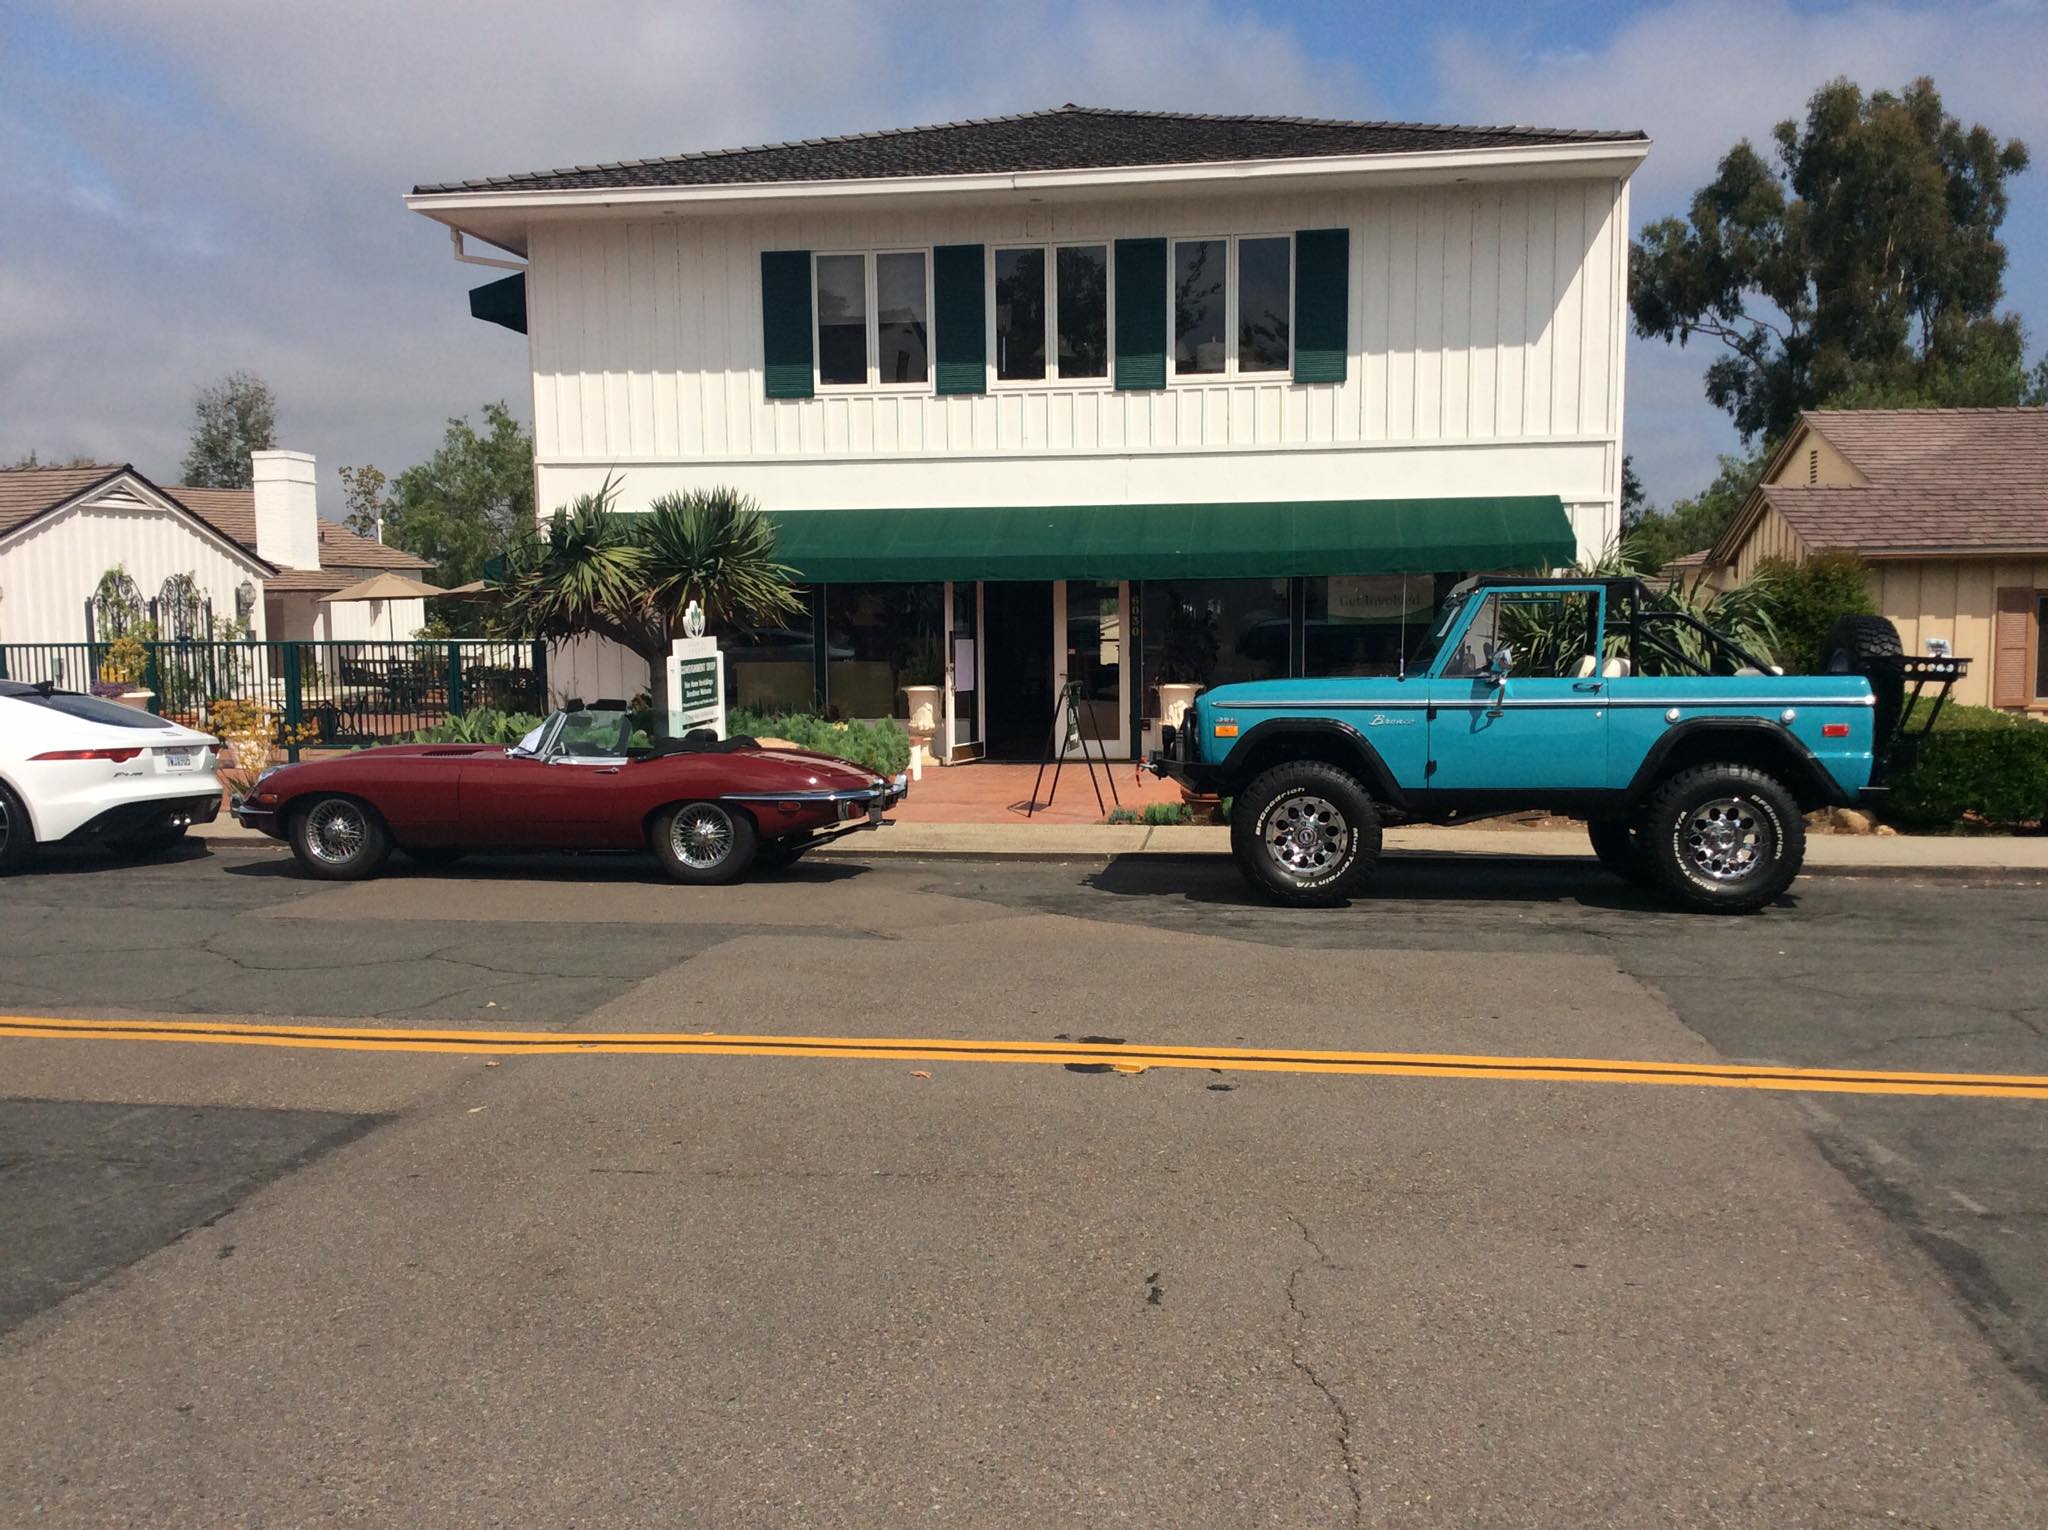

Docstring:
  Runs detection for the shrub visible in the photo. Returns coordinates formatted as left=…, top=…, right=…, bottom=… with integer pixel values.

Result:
left=727, top=707, right=910, bottom=777
left=1104, top=807, right=1140, bottom=824
left=1757, top=552, right=1877, bottom=672
left=1887, top=724, right=2048, bottom=829
left=1140, top=801, right=1195, bottom=826
left=1904, top=699, right=2027, bottom=733
left=407, top=708, right=544, bottom=745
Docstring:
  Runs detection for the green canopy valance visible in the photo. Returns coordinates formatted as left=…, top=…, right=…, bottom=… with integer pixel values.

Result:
left=763, top=496, right=1575, bottom=583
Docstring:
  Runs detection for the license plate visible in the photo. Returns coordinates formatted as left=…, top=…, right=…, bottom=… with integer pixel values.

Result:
left=162, top=748, right=196, bottom=770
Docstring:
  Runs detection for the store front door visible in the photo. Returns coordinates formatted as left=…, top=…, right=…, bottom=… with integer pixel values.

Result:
left=982, top=581, right=1054, bottom=758
left=1055, top=579, right=1130, bottom=759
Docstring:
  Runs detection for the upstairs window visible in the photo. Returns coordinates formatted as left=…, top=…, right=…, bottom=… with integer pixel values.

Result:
left=1172, top=234, right=1292, bottom=379
left=993, top=243, right=1111, bottom=384
left=815, top=250, right=928, bottom=389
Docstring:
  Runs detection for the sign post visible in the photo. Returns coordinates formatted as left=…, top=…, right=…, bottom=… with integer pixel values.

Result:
left=664, top=601, right=725, bottom=739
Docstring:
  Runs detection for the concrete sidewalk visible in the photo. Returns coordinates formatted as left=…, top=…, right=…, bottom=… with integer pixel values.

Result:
left=192, top=815, right=2048, bottom=874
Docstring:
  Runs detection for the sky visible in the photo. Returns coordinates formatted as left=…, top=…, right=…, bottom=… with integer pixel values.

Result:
left=4, top=0, right=2047, bottom=520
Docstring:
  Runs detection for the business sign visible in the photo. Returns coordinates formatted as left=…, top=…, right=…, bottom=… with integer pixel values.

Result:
left=665, top=634, right=725, bottom=739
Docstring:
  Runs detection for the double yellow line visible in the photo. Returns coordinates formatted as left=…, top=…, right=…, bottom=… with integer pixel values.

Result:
left=4, top=1014, right=2047, bottom=1100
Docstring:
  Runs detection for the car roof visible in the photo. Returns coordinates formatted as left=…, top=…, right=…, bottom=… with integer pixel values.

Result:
left=0, top=679, right=50, bottom=698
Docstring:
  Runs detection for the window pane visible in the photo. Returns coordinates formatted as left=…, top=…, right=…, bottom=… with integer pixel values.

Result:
left=1302, top=576, right=1444, bottom=677
left=720, top=589, right=817, bottom=716
left=1055, top=245, right=1108, bottom=378
left=1173, top=239, right=1225, bottom=374
left=1237, top=236, right=1290, bottom=372
left=1065, top=580, right=1121, bottom=739
left=815, top=254, right=868, bottom=386
left=995, top=248, right=1046, bottom=381
left=1141, top=580, right=1290, bottom=704
left=825, top=583, right=944, bottom=721
left=875, top=251, right=928, bottom=385
left=2037, top=597, right=2048, bottom=699
left=1442, top=593, right=1598, bottom=680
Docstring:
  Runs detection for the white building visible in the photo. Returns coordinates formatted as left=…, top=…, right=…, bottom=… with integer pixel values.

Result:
left=409, top=106, right=1648, bottom=756
left=0, top=451, right=431, bottom=648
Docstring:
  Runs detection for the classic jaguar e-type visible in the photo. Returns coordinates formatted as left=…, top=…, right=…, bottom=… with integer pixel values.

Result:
left=231, top=699, right=907, bottom=884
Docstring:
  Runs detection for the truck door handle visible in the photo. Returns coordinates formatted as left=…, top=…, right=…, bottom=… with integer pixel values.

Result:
left=1573, top=682, right=1603, bottom=692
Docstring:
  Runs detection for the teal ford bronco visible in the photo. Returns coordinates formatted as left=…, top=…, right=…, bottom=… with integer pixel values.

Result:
left=1148, top=576, right=1967, bottom=912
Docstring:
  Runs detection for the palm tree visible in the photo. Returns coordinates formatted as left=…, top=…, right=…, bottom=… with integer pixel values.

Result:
left=497, top=479, right=801, bottom=720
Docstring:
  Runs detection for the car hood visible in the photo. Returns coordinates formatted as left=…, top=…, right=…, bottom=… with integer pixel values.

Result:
left=742, top=748, right=883, bottom=786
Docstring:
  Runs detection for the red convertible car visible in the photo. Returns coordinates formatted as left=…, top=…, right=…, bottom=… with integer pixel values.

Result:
left=231, top=700, right=908, bottom=884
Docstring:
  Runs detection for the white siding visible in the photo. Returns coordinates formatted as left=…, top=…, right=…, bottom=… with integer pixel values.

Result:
left=528, top=179, right=1626, bottom=458
left=0, top=492, right=270, bottom=645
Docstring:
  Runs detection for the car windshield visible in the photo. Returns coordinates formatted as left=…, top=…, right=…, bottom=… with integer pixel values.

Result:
left=510, top=721, right=549, bottom=757
left=1404, top=594, right=1468, bottom=674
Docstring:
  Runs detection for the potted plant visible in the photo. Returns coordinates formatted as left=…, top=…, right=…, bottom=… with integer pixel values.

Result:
left=1156, top=591, right=1217, bottom=731
left=898, top=632, right=945, bottom=744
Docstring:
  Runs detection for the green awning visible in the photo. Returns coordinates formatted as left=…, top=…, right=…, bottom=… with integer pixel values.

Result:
left=469, top=272, right=527, bottom=334
left=764, top=496, right=1575, bottom=583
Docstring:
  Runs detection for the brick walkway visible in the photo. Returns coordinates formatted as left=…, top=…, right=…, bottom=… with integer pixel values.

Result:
left=894, top=758, right=1196, bottom=825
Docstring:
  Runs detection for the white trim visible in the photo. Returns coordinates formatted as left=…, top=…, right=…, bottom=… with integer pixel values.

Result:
left=1167, top=232, right=1295, bottom=383
left=811, top=247, right=934, bottom=394
left=537, top=430, right=1618, bottom=471
left=405, top=140, right=1653, bottom=224
left=987, top=240, right=1116, bottom=390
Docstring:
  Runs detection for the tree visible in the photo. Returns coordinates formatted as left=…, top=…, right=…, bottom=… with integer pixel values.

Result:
left=1619, top=455, right=1648, bottom=533
left=1632, top=77, right=2032, bottom=443
left=338, top=464, right=390, bottom=541
left=499, top=482, right=801, bottom=720
left=1620, top=446, right=1770, bottom=572
left=6, top=449, right=100, bottom=469
left=379, top=403, right=533, bottom=592
left=1756, top=551, right=1878, bottom=671
left=181, top=371, right=278, bottom=488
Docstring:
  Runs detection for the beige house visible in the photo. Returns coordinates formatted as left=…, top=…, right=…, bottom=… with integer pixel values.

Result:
left=1709, top=408, right=2048, bottom=714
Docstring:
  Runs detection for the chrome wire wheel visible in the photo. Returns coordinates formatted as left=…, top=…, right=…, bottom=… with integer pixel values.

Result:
left=1262, top=792, right=1349, bottom=881
left=671, top=804, right=736, bottom=870
left=304, top=800, right=368, bottom=865
left=1683, top=796, right=1768, bottom=882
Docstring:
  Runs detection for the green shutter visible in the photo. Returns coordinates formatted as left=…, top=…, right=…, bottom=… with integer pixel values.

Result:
left=1292, top=228, right=1349, bottom=384
left=1114, top=238, right=1167, bottom=391
left=760, top=250, right=814, bottom=399
left=933, top=244, right=986, bottom=395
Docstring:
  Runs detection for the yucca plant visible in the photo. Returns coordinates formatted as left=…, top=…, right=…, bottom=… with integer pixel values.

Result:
left=496, top=479, right=801, bottom=723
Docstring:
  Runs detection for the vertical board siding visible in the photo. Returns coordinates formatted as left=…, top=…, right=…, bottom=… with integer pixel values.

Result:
left=528, top=179, right=1623, bottom=471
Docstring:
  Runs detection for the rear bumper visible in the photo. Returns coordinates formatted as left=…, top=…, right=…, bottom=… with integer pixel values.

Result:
left=61, top=790, right=220, bottom=844
left=229, top=798, right=285, bottom=838
left=1146, top=749, right=1227, bottom=796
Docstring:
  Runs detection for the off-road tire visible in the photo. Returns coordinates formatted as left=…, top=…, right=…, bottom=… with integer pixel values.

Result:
left=288, top=795, right=392, bottom=882
left=0, top=782, right=35, bottom=875
left=651, top=801, right=758, bottom=886
left=1823, top=614, right=1906, bottom=748
left=1643, top=764, right=1805, bottom=914
left=1231, top=760, right=1382, bottom=907
left=105, top=828, right=190, bottom=861
left=1585, top=818, right=1656, bottom=886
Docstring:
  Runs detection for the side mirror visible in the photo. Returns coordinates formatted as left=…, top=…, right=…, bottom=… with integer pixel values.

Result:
left=1487, top=643, right=1516, bottom=685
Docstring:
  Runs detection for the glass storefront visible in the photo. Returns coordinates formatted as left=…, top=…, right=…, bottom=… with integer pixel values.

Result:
left=1140, top=579, right=1291, bottom=709
left=823, top=582, right=944, bottom=721
left=1301, top=574, right=1457, bottom=676
left=720, top=587, right=818, bottom=716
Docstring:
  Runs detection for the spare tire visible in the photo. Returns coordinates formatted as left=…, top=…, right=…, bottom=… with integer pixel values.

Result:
left=1822, top=614, right=1905, bottom=755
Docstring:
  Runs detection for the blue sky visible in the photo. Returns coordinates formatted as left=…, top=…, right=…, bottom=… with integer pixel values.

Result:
left=4, top=0, right=2046, bottom=519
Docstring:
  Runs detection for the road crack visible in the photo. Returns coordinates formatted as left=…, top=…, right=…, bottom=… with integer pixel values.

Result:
left=1285, top=1213, right=1363, bottom=1528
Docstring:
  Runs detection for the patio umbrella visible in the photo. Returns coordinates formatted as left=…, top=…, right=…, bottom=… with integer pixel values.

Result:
left=319, top=571, right=451, bottom=639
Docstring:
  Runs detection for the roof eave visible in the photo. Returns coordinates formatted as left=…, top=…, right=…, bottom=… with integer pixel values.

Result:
left=405, top=138, right=1650, bottom=246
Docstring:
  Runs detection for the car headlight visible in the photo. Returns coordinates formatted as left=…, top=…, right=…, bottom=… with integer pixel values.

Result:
left=252, top=765, right=283, bottom=791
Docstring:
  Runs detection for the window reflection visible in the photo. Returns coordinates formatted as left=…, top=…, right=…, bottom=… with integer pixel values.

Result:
left=876, top=251, right=928, bottom=384
left=815, top=255, right=867, bottom=386
left=995, top=248, right=1046, bottom=381
left=1173, top=239, right=1225, bottom=374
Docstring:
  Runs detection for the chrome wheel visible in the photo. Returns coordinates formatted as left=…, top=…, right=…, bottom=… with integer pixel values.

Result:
left=304, top=800, right=367, bottom=865
left=1683, top=797, right=1768, bottom=882
left=1263, top=792, right=1349, bottom=881
left=671, top=804, right=735, bottom=870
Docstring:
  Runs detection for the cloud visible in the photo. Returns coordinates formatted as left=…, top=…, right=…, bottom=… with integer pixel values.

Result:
left=2, top=0, right=1368, bottom=508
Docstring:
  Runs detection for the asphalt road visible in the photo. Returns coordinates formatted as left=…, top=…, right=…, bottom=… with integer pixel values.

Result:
left=2, top=839, right=2045, bottom=1526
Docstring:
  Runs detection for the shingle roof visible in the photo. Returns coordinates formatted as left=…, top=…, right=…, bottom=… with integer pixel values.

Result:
left=0, top=463, right=429, bottom=572
left=259, top=568, right=352, bottom=593
left=1766, top=408, right=2048, bottom=554
left=413, top=104, right=1648, bottom=195
left=0, top=464, right=126, bottom=536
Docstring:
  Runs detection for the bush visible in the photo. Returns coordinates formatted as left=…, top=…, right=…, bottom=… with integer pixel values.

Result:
left=1757, top=552, right=1877, bottom=672
left=727, top=707, right=910, bottom=777
left=1105, top=807, right=1140, bottom=824
left=407, top=708, right=544, bottom=745
left=1140, top=801, right=1195, bottom=826
left=1904, top=699, right=2027, bottom=733
left=1888, top=725, right=2048, bottom=829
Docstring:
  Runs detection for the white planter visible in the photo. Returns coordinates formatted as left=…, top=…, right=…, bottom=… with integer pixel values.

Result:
left=902, top=684, right=942, bottom=736
left=1158, top=683, right=1202, bottom=730
left=117, top=689, right=156, bottom=712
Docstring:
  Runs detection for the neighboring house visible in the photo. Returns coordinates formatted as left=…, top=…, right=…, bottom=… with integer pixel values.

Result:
left=408, top=104, right=1648, bottom=757
left=0, top=450, right=431, bottom=648
left=1709, top=408, right=2048, bottom=715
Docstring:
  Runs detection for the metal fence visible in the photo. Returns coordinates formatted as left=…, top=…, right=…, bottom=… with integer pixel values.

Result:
left=0, top=639, right=546, bottom=758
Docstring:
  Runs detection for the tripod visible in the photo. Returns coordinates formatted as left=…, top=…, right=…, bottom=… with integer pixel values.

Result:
left=1027, top=680, right=1122, bottom=818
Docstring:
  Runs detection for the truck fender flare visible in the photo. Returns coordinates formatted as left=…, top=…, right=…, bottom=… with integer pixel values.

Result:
left=1225, top=719, right=1408, bottom=809
left=1622, top=718, right=1843, bottom=809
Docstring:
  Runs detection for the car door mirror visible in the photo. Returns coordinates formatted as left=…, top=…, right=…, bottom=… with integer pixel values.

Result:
left=1487, top=643, right=1515, bottom=685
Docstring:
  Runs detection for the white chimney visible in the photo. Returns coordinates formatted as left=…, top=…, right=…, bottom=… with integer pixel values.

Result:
left=251, top=450, right=321, bottom=570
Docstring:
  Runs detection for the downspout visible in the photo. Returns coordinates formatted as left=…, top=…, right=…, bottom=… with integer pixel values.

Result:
left=448, top=228, right=526, bottom=271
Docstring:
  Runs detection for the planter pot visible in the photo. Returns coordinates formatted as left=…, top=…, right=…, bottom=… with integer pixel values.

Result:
left=1179, top=789, right=1225, bottom=823
left=117, top=689, right=155, bottom=712
left=1158, top=682, right=1202, bottom=731
left=901, top=684, right=942, bottom=736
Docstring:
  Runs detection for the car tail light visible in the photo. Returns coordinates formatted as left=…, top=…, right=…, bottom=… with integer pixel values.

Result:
left=1821, top=723, right=1850, bottom=738
left=32, top=747, right=144, bottom=762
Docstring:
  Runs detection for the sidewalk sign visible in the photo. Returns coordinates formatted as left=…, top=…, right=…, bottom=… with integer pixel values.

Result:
left=665, top=601, right=725, bottom=739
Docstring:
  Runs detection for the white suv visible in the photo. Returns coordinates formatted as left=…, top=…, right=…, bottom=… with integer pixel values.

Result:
left=0, top=680, right=221, bottom=872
